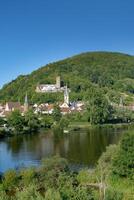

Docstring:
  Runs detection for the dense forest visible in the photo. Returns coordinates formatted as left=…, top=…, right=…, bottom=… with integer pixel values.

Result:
left=0, top=52, right=134, bottom=105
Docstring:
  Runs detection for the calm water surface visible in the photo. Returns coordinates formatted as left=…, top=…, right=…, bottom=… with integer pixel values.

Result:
left=0, top=127, right=126, bottom=172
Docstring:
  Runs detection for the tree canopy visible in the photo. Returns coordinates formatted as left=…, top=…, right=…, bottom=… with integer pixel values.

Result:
left=0, top=52, right=134, bottom=105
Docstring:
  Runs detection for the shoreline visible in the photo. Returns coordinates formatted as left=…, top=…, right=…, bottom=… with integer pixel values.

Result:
left=0, top=122, right=133, bottom=139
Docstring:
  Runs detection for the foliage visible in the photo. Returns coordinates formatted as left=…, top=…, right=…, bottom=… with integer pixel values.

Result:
left=113, top=108, right=134, bottom=123
left=105, top=187, right=123, bottom=200
left=97, top=144, right=118, bottom=178
left=1, top=52, right=134, bottom=125
left=112, top=131, right=134, bottom=180
left=7, top=110, right=25, bottom=134
left=0, top=153, right=133, bottom=200
left=58, top=117, right=69, bottom=129
left=20, top=168, right=36, bottom=185
left=77, top=169, right=96, bottom=184
left=52, top=105, right=62, bottom=122
left=86, top=88, right=112, bottom=124
left=15, top=184, right=44, bottom=200
left=0, top=118, right=5, bottom=126
left=114, top=78, right=134, bottom=94
left=6, top=109, right=41, bottom=134
left=2, top=170, right=18, bottom=190
left=40, top=115, right=54, bottom=128
left=45, top=189, right=61, bottom=200
left=41, top=155, right=68, bottom=172
left=0, top=157, right=95, bottom=199
left=1, top=52, right=134, bottom=105
left=24, top=109, right=40, bottom=132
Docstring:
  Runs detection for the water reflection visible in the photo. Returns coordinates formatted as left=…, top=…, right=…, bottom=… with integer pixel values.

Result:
left=0, top=127, right=124, bottom=172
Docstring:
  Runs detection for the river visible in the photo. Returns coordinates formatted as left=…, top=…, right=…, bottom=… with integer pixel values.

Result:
left=0, top=126, right=127, bottom=172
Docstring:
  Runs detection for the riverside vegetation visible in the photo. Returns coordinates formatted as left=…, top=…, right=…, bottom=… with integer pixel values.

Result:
left=0, top=51, right=134, bottom=199
left=1, top=52, right=134, bottom=135
left=1, top=97, right=134, bottom=138
left=0, top=129, right=133, bottom=200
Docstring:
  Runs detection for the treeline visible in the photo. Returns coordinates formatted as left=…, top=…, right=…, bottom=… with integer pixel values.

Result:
left=0, top=52, right=134, bottom=105
left=0, top=109, right=53, bottom=138
left=0, top=129, right=133, bottom=199
left=1, top=95, right=134, bottom=138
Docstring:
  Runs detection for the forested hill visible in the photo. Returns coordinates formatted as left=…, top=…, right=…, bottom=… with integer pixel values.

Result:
left=1, top=51, right=134, bottom=104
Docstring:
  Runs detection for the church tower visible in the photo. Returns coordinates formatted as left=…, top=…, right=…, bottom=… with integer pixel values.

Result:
left=24, top=93, right=29, bottom=112
left=56, top=76, right=61, bottom=89
left=119, top=96, right=124, bottom=107
left=64, top=85, right=69, bottom=105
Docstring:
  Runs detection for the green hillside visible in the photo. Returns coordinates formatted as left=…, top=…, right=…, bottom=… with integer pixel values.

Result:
left=1, top=51, right=134, bottom=104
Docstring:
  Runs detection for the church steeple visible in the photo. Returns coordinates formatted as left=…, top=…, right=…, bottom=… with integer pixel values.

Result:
left=24, top=93, right=28, bottom=112
left=64, top=85, right=69, bottom=105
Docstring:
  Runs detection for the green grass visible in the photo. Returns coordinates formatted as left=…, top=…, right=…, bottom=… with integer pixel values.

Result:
left=108, top=176, right=134, bottom=200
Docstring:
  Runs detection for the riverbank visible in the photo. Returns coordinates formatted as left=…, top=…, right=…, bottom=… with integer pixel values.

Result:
left=0, top=125, right=133, bottom=199
left=0, top=121, right=132, bottom=140
left=65, top=121, right=133, bottom=132
left=0, top=125, right=126, bottom=173
left=0, top=148, right=133, bottom=200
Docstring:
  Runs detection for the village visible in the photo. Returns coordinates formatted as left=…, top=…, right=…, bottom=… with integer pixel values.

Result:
left=1, top=76, right=134, bottom=120
left=0, top=77, right=85, bottom=118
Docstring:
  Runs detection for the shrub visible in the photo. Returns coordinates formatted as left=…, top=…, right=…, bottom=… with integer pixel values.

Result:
left=45, top=189, right=61, bottom=200
left=16, top=184, right=44, bottom=200
left=77, top=169, right=96, bottom=184
left=2, top=170, right=18, bottom=190
left=0, top=191, right=9, bottom=200
left=105, top=187, right=123, bottom=200
left=42, top=156, right=68, bottom=172
left=20, top=168, right=36, bottom=185
left=112, top=131, right=134, bottom=180
left=97, top=145, right=118, bottom=179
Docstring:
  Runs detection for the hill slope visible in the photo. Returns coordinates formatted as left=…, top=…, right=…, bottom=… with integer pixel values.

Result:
left=0, top=51, right=134, bottom=104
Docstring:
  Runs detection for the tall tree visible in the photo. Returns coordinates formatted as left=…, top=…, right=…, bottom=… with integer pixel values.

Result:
left=86, top=88, right=112, bottom=124
left=53, top=105, right=62, bottom=122
left=24, top=109, right=39, bottom=132
left=7, top=110, right=25, bottom=134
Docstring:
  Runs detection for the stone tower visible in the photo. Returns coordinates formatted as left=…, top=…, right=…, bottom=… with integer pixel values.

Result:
left=64, top=85, right=69, bottom=105
left=24, top=93, right=29, bottom=112
left=119, top=96, right=124, bottom=107
left=56, top=76, right=61, bottom=88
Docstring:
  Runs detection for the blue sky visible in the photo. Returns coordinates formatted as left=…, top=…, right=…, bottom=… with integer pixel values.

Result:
left=0, top=0, right=134, bottom=87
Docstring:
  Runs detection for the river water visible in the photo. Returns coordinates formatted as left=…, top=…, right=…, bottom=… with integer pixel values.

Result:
left=0, top=127, right=127, bottom=172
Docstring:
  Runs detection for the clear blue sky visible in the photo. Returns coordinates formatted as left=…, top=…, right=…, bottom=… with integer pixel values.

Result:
left=0, top=0, right=134, bottom=87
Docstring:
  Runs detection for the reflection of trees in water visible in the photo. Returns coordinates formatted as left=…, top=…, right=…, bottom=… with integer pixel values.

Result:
left=6, top=133, right=54, bottom=160
left=53, top=132, right=69, bottom=157
left=2, top=127, right=124, bottom=169
left=66, top=128, right=123, bottom=166
left=6, top=135, right=24, bottom=154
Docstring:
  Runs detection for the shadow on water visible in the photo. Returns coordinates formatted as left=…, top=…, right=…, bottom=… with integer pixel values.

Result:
left=0, top=125, right=129, bottom=172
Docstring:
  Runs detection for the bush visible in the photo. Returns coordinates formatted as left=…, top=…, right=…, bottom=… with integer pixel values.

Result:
left=112, top=131, right=134, bottom=180
left=20, top=168, right=36, bottom=185
left=16, top=184, right=44, bottom=200
left=2, top=170, right=18, bottom=190
left=42, top=156, right=68, bottom=172
left=45, top=189, right=61, bottom=200
left=77, top=169, right=96, bottom=184
left=105, top=187, right=123, bottom=200
left=0, top=191, right=9, bottom=200
left=97, top=145, right=118, bottom=179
